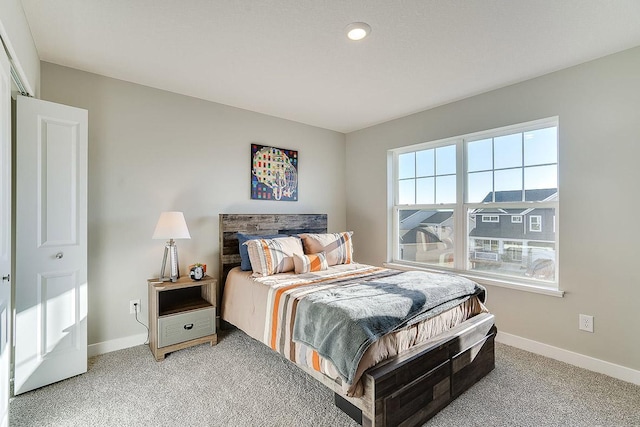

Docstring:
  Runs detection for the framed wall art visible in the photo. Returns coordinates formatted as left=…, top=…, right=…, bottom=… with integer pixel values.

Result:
left=251, top=144, right=298, bottom=201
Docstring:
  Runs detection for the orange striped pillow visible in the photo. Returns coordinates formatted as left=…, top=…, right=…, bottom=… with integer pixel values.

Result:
left=245, top=236, right=304, bottom=276
left=293, top=252, right=328, bottom=274
left=298, top=232, right=354, bottom=266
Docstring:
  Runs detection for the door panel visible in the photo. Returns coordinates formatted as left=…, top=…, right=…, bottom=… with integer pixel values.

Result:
left=15, top=95, right=88, bottom=395
left=40, top=271, right=78, bottom=355
left=39, top=117, right=79, bottom=246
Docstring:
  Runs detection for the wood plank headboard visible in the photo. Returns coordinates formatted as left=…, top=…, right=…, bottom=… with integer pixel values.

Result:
left=218, top=213, right=328, bottom=298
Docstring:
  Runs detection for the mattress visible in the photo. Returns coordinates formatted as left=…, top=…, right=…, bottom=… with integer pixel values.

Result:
left=221, top=263, right=488, bottom=396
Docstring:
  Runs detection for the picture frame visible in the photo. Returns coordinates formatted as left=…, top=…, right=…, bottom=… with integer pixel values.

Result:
left=250, top=144, right=298, bottom=201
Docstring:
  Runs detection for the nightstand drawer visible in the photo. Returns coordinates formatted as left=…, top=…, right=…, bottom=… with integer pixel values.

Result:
left=158, top=307, right=215, bottom=348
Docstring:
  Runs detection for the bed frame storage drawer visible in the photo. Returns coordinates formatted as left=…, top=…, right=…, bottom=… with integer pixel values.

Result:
left=382, top=360, right=451, bottom=427
left=451, top=326, right=496, bottom=398
left=158, top=307, right=215, bottom=348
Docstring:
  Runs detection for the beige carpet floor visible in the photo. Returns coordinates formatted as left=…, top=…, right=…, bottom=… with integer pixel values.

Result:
left=10, top=327, right=640, bottom=426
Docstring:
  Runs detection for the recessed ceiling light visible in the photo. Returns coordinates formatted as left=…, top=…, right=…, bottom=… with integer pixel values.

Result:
left=346, top=22, right=371, bottom=41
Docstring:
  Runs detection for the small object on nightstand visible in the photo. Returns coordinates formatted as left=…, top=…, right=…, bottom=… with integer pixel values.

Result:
left=189, top=263, right=205, bottom=281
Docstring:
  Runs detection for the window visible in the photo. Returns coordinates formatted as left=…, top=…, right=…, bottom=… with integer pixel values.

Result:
left=504, top=241, right=523, bottom=262
left=391, top=118, right=559, bottom=288
left=529, top=215, right=542, bottom=232
left=470, top=239, right=499, bottom=262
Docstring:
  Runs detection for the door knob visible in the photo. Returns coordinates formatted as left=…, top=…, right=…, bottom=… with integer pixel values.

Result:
left=1, top=274, right=8, bottom=282
left=55, top=252, right=64, bottom=259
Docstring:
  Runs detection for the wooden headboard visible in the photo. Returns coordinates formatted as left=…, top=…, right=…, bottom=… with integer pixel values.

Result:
left=218, top=213, right=328, bottom=297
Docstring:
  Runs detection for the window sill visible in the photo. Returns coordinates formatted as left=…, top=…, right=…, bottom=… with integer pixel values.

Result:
left=383, top=262, right=565, bottom=298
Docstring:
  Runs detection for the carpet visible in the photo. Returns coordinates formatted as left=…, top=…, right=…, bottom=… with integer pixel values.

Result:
left=10, top=328, right=640, bottom=426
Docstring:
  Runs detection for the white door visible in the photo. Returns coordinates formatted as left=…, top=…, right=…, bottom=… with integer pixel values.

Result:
left=0, top=44, right=12, bottom=426
left=14, top=95, right=88, bottom=395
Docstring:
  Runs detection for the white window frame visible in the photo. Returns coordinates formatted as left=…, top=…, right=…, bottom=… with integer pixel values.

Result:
left=511, top=215, right=523, bottom=223
left=529, top=215, right=542, bottom=232
left=389, top=117, right=560, bottom=294
left=482, top=215, right=499, bottom=223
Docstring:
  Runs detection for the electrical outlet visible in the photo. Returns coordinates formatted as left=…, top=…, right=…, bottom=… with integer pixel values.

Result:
left=129, top=299, right=141, bottom=315
left=579, top=314, right=594, bottom=332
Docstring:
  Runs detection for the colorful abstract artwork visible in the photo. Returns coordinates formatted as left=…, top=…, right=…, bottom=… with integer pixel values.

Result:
left=251, top=144, right=298, bottom=201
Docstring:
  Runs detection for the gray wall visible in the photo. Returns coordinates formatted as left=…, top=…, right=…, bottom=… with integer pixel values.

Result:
left=41, top=45, right=640, bottom=373
left=40, top=62, right=346, bottom=346
left=346, top=46, right=640, bottom=371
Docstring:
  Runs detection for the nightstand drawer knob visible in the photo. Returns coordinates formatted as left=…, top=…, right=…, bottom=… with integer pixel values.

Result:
left=183, top=323, right=194, bottom=330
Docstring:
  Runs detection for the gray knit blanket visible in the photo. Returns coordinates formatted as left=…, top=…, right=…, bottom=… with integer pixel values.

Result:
left=292, top=270, right=485, bottom=385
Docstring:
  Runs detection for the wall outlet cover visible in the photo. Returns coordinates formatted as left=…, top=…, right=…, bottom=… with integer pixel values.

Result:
left=579, top=314, right=594, bottom=333
left=129, top=299, right=141, bottom=315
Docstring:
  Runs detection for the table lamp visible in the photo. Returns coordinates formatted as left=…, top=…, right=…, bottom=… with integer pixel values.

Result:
left=152, top=211, right=191, bottom=282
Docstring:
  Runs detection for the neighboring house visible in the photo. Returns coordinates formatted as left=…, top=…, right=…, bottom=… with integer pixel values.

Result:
left=398, top=189, right=556, bottom=278
left=399, top=210, right=455, bottom=265
left=469, top=189, right=557, bottom=280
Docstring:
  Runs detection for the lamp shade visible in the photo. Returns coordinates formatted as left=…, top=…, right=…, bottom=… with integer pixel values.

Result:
left=152, top=211, right=191, bottom=240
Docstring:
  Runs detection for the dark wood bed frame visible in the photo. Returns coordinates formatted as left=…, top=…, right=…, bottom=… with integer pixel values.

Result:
left=219, top=214, right=496, bottom=427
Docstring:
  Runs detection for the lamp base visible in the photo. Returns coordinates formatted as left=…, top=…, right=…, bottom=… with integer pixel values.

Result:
left=159, top=241, right=180, bottom=282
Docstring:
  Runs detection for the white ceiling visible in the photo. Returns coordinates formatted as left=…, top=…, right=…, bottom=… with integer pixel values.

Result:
left=20, top=0, right=640, bottom=133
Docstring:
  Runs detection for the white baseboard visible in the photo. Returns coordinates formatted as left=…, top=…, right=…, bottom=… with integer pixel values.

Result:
left=496, top=331, right=640, bottom=386
left=88, top=333, right=147, bottom=358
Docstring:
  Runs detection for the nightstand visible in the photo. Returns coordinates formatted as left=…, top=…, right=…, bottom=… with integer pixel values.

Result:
left=148, top=275, right=217, bottom=361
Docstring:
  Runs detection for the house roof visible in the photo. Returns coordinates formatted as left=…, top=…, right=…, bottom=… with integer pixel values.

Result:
left=481, top=189, right=557, bottom=203
left=420, top=211, right=453, bottom=225
left=400, top=210, right=453, bottom=229
left=399, top=210, right=429, bottom=230
left=401, top=227, right=441, bottom=245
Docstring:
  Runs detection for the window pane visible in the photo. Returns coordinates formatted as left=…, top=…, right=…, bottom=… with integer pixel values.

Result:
left=527, top=242, right=556, bottom=281
left=416, top=149, right=434, bottom=177
left=467, top=138, right=492, bottom=172
left=494, top=133, right=522, bottom=169
left=495, top=168, right=522, bottom=193
left=435, top=175, right=456, bottom=204
left=467, top=207, right=556, bottom=283
left=398, top=209, right=454, bottom=267
left=467, top=171, right=492, bottom=203
left=416, top=177, right=435, bottom=204
left=524, top=127, right=557, bottom=166
left=398, top=152, right=415, bottom=179
left=398, top=179, right=415, bottom=204
left=524, top=165, right=557, bottom=193
left=435, top=145, right=456, bottom=175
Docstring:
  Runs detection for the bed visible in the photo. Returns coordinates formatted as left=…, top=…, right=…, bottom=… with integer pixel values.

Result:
left=219, top=214, right=496, bottom=427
